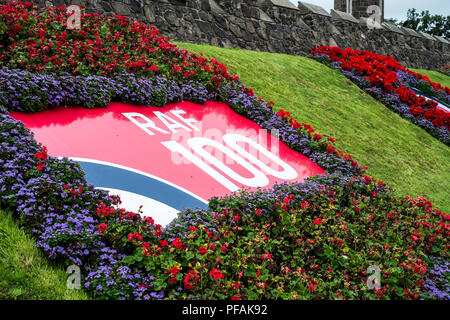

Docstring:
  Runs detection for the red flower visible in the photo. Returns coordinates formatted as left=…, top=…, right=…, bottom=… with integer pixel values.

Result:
left=184, top=270, right=200, bottom=290
left=261, top=251, right=272, bottom=260
left=96, top=223, right=107, bottom=233
left=160, top=240, right=168, bottom=247
left=301, top=201, right=310, bottom=209
left=169, top=266, right=179, bottom=276
left=209, top=268, right=224, bottom=280
left=199, top=246, right=207, bottom=255
left=171, top=238, right=183, bottom=249
left=145, top=216, right=155, bottom=224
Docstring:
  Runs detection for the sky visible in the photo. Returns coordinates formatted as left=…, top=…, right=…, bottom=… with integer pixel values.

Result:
left=289, top=0, right=450, bottom=21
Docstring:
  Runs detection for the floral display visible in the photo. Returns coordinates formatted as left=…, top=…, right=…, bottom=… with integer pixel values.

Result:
left=310, top=47, right=450, bottom=145
left=440, top=66, right=450, bottom=77
left=0, top=2, right=448, bottom=300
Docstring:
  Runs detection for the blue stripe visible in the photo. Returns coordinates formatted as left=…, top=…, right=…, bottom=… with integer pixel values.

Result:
left=77, top=161, right=208, bottom=211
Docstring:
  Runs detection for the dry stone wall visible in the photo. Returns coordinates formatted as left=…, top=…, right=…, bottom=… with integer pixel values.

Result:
left=11, top=0, right=450, bottom=69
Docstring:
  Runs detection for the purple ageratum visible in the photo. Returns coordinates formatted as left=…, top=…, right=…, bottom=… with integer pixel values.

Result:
left=0, top=67, right=209, bottom=111
left=421, top=257, right=450, bottom=300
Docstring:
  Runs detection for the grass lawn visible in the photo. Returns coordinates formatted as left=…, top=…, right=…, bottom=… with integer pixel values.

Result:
left=177, top=42, right=450, bottom=212
left=409, top=68, right=450, bottom=88
left=0, top=210, right=89, bottom=300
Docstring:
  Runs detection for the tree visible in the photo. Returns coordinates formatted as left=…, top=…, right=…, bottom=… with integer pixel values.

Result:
left=401, top=9, right=450, bottom=38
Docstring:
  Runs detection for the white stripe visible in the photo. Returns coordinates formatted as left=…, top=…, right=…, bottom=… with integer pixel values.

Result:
left=57, top=157, right=209, bottom=204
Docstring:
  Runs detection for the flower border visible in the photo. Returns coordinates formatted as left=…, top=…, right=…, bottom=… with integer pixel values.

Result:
left=310, top=47, right=450, bottom=145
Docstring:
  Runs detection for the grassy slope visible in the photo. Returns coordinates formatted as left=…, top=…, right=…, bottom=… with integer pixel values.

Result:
left=177, top=42, right=450, bottom=212
left=0, top=210, right=88, bottom=300
left=410, top=69, right=450, bottom=88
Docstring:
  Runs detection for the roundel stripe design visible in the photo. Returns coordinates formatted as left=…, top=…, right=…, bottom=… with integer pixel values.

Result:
left=411, top=88, right=450, bottom=113
left=75, top=159, right=208, bottom=211
left=10, top=101, right=326, bottom=225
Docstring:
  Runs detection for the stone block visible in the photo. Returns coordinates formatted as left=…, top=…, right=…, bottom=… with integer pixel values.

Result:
left=419, top=31, right=436, bottom=41
left=381, top=22, right=403, bottom=34
left=112, top=2, right=132, bottom=16
left=401, top=27, right=421, bottom=38
left=270, top=0, right=298, bottom=10
left=297, top=1, right=330, bottom=17
left=144, top=5, right=155, bottom=23
left=433, top=35, right=450, bottom=44
left=330, top=9, right=358, bottom=24
left=258, top=8, right=274, bottom=22
left=208, top=0, right=225, bottom=14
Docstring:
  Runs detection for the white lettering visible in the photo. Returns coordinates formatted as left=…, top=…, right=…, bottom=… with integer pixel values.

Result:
left=170, top=110, right=200, bottom=131
left=223, top=133, right=297, bottom=180
left=122, top=112, right=170, bottom=136
left=188, top=137, right=269, bottom=188
left=153, top=111, right=192, bottom=133
left=161, top=140, right=240, bottom=192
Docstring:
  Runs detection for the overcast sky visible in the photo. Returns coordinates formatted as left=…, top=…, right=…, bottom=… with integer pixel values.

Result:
left=290, top=0, right=450, bottom=21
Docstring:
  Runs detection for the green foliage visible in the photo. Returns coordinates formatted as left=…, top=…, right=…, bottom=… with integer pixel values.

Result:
left=401, top=9, right=450, bottom=38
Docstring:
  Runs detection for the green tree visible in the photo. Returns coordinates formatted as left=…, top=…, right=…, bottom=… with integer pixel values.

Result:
left=401, top=9, right=450, bottom=38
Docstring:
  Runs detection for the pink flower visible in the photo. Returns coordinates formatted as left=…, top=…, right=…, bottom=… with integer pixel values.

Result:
left=261, top=251, right=272, bottom=260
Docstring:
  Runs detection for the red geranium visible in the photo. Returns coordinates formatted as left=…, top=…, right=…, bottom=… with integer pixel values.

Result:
left=209, top=268, right=224, bottom=280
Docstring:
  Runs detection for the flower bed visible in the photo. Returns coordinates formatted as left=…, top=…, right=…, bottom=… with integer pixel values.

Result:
left=310, top=47, right=450, bottom=145
left=440, top=66, right=450, bottom=77
left=0, top=2, right=449, bottom=300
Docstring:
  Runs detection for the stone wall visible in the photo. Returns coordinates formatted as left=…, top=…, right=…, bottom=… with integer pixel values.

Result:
left=5, top=0, right=450, bottom=69
left=334, top=0, right=385, bottom=21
